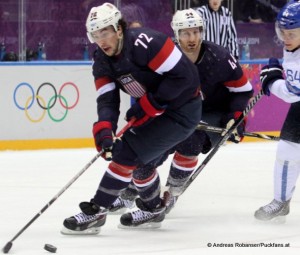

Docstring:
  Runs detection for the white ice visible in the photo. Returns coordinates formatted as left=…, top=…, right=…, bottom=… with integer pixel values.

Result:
left=0, top=142, right=299, bottom=255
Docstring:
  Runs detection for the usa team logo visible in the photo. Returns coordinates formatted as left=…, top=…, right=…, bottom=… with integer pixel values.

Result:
left=117, top=74, right=146, bottom=98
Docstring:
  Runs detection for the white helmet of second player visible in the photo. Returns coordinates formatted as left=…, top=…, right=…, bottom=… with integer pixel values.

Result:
left=171, top=8, right=204, bottom=41
left=86, top=2, right=122, bottom=43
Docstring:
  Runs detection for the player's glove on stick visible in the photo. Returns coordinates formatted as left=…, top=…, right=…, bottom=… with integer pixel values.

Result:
left=260, top=58, right=284, bottom=96
left=93, top=121, right=119, bottom=161
left=222, top=111, right=246, bottom=143
left=126, top=93, right=166, bottom=127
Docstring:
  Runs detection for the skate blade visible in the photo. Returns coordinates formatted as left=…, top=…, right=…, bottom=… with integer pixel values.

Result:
left=271, top=216, right=286, bottom=224
left=108, top=208, right=128, bottom=215
left=109, top=202, right=136, bottom=215
left=254, top=215, right=287, bottom=225
left=117, top=222, right=162, bottom=230
left=60, top=226, right=101, bottom=235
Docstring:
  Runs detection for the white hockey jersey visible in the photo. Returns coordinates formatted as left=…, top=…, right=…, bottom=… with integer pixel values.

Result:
left=270, top=48, right=300, bottom=103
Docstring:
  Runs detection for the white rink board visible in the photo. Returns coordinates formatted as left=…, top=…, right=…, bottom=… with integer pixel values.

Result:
left=0, top=62, right=130, bottom=141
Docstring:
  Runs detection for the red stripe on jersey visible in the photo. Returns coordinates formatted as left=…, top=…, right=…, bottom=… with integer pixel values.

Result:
left=95, top=76, right=113, bottom=90
left=108, top=162, right=135, bottom=178
left=133, top=170, right=157, bottom=185
left=224, top=73, right=248, bottom=88
left=173, top=152, right=198, bottom=168
left=148, top=37, right=174, bottom=71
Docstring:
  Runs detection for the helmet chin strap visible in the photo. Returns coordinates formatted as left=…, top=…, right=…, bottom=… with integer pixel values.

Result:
left=288, top=45, right=300, bottom=52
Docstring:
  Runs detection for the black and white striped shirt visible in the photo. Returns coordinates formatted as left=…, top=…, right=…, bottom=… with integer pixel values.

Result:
left=195, top=5, right=239, bottom=59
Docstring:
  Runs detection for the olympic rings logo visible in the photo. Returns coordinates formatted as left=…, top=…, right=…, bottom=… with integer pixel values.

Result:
left=13, top=82, right=80, bottom=123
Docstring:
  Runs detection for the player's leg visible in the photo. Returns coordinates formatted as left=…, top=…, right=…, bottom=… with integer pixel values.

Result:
left=255, top=140, right=300, bottom=221
left=109, top=150, right=170, bottom=214
left=120, top=165, right=166, bottom=228
left=123, top=97, right=203, bottom=216
left=255, top=103, right=300, bottom=221
left=164, top=129, right=211, bottom=213
left=62, top=96, right=202, bottom=232
left=61, top=141, right=137, bottom=234
left=108, top=181, right=138, bottom=214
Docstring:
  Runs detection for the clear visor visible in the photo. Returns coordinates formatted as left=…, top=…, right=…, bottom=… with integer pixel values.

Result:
left=178, top=27, right=204, bottom=40
left=87, top=26, right=116, bottom=43
left=275, top=22, right=300, bottom=41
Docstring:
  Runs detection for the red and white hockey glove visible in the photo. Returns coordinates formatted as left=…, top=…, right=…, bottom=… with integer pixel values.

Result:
left=222, top=111, right=246, bottom=143
left=125, top=93, right=166, bottom=127
left=93, top=121, right=115, bottom=161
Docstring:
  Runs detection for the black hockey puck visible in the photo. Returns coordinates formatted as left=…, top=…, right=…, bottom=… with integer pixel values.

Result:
left=44, top=244, right=57, bottom=253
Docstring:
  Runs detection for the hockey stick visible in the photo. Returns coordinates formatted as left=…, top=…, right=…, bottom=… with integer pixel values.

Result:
left=256, top=0, right=280, bottom=14
left=243, top=131, right=279, bottom=141
left=2, top=119, right=135, bottom=254
left=179, top=90, right=264, bottom=196
left=197, top=123, right=280, bottom=141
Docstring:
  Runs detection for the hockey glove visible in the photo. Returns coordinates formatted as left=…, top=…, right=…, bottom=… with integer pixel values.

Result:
left=260, top=58, right=284, bottom=96
left=222, top=111, right=246, bottom=143
left=93, top=121, right=115, bottom=161
left=126, top=93, right=166, bottom=127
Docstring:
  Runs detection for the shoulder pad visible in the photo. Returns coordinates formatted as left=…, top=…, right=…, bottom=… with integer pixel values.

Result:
left=203, top=41, right=229, bottom=62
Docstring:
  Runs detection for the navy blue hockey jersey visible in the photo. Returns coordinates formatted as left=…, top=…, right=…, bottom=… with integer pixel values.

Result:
left=197, top=41, right=253, bottom=113
left=92, top=27, right=200, bottom=131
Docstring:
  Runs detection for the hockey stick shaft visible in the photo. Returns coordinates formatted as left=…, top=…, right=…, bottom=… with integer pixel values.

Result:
left=197, top=124, right=280, bottom=141
left=243, top=131, right=280, bottom=141
left=180, top=90, right=264, bottom=195
left=256, top=0, right=280, bottom=13
left=2, top=119, right=135, bottom=254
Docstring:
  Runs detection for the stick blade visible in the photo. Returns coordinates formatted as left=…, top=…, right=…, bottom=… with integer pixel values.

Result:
left=2, top=242, right=13, bottom=254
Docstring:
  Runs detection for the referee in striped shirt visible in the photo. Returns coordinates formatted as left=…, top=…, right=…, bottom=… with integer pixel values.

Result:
left=196, top=0, right=239, bottom=59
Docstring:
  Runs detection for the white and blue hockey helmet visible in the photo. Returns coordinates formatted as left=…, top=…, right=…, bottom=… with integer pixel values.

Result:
left=171, top=8, right=204, bottom=41
left=86, top=2, right=122, bottom=43
left=275, top=0, right=300, bottom=41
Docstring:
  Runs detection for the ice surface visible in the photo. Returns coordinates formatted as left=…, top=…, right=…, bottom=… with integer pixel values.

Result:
left=0, top=142, right=299, bottom=254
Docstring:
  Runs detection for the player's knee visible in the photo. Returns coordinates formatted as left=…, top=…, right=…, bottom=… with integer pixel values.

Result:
left=133, top=166, right=157, bottom=181
left=107, top=161, right=135, bottom=180
left=277, top=140, right=300, bottom=165
left=176, top=130, right=212, bottom=156
left=172, top=152, right=198, bottom=170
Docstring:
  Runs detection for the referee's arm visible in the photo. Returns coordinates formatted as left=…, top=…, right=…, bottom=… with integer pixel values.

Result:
left=227, top=11, right=239, bottom=59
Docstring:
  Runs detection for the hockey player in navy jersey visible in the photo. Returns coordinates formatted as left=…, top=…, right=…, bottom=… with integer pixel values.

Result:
left=61, top=3, right=202, bottom=234
left=110, top=9, right=253, bottom=216
left=162, top=8, right=253, bottom=210
left=254, top=0, right=300, bottom=221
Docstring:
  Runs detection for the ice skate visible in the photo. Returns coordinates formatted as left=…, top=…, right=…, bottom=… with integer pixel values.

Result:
left=109, top=188, right=138, bottom=214
left=109, top=197, right=136, bottom=214
left=118, top=198, right=165, bottom=229
left=254, top=199, right=290, bottom=222
left=61, top=201, right=108, bottom=235
left=163, top=190, right=178, bottom=214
